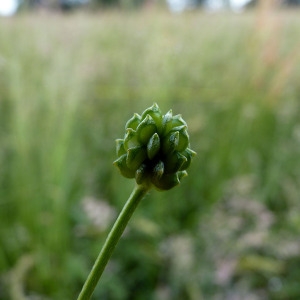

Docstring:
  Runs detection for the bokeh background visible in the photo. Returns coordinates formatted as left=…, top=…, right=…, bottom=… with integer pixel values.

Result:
left=1, top=1, right=300, bottom=299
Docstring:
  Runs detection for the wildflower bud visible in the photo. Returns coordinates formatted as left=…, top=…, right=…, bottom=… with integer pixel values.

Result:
left=114, top=103, right=196, bottom=190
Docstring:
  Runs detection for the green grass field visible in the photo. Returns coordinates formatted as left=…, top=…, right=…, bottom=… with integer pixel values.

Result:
left=1, top=9, right=300, bottom=299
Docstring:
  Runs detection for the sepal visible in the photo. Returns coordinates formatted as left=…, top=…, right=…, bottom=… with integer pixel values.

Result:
left=179, top=148, right=197, bottom=171
left=152, top=173, right=180, bottom=191
left=164, top=151, right=187, bottom=174
left=113, top=154, right=136, bottom=178
left=141, top=103, right=163, bottom=133
left=124, top=128, right=140, bottom=150
left=136, top=115, right=157, bottom=144
left=125, top=113, right=141, bottom=130
left=126, top=146, right=147, bottom=171
left=152, top=160, right=164, bottom=180
left=162, top=131, right=179, bottom=155
left=164, top=114, right=187, bottom=134
left=135, top=164, right=148, bottom=185
left=162, top=109, right=173, bottom=136
left=116, top=139, right=126, bottom=156
left=147, top=133, right=160, bottom=160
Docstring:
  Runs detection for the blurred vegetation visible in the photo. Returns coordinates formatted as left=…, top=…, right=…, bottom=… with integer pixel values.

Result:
left=0, top=9, right=300, bottom=300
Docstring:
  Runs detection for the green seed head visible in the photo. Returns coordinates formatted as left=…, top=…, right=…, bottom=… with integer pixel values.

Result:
left=114, top=103, right=196, bottom=190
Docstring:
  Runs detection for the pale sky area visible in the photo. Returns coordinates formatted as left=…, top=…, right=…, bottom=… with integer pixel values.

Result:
left=0, top=0, right=19, bottom=16
left=0, top=0, right=252, bottom=16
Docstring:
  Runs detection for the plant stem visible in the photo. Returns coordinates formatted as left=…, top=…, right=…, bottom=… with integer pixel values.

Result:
left=77, top=184, right=149, bottom=300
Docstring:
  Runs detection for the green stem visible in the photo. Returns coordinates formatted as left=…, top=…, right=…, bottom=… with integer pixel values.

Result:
left=77, top=185, right=149, bottom=300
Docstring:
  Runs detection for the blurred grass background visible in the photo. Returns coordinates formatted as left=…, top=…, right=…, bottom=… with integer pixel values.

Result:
left=1, top=8, right=300, bottom=300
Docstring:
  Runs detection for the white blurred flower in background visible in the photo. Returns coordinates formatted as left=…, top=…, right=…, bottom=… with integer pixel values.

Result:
left=83, top=197, right=116, bottom=232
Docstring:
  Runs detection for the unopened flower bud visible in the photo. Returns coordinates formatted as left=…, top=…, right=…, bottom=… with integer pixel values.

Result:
left=114, top=103, right=196, bottom=190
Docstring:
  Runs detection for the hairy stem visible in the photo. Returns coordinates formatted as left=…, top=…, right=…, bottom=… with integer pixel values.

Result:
left=77, top=185, right=149, bottom=300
